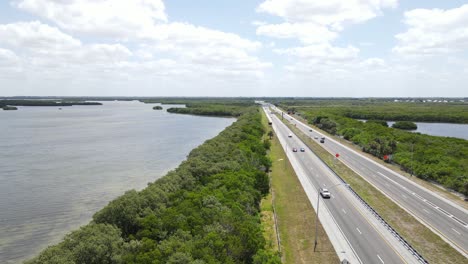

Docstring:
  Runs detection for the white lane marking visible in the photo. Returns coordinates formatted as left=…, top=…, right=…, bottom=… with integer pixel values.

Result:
left=377, top=254, right=385, bottom=264
left=323, top=184, right=326, bottom=187
left=376, top=170, right=467, bottom=227
left=385, top=183, right=390, bottom=187
left=423, top=209, right=430, bottom=214
left=452, top=228, right=461, bottom=235
left=402, top=194, right=408, bottom=199
left=342, top=209, right=347, bottom=214
left=356, top=227, right=362, bottom=235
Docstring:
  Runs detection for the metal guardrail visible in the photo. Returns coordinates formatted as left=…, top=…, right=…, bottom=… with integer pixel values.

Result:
left=282, top=116, right=429, bottom=264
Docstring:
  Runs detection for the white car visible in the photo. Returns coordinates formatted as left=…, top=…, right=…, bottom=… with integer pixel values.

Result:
left=314, top=136, right=319, bottom=139
left=320, top=188, right=331, bottom=198
left=288, top=134, right=293, bottom=138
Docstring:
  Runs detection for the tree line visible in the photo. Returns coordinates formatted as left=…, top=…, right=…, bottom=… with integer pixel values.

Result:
left=27, top=105, right=280, bottom=264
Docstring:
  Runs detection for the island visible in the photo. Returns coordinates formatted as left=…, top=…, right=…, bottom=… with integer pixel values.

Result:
left=392, top=121, right=417, bottom=130
left=2, top=106, right=18, bottom=110
left=152, top=105, right=163, bottom=110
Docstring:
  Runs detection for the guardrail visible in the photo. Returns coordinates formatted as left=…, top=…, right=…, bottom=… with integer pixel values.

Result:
left=280, top=113, right=429, bottom=264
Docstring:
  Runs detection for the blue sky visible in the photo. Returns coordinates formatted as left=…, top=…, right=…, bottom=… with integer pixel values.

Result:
left=0, top=0, right=467, bottom=97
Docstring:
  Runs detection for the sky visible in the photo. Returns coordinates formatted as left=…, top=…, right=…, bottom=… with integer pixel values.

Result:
left=0, top=0, right=468, bottom=97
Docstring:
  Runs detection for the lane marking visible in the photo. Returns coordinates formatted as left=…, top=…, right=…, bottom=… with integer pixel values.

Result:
left=356, top=227, right=362, bottom=235
left=452, top=228, right=461, bottom=235
left=423, top=209, right=430, bottom=214
left=342, top=209, right=347, bottom=214
left=402, top=194, right=408, bottom=199
left=377, top=254, right=385, bottom=264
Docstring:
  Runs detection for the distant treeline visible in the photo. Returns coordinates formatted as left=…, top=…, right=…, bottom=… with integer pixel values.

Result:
left=27, top=105, right=280, bottom=264
left=167, top=105, right=244, bottom=117
left=273, top=99, right=468, bottom=195
left=270, top=98, right=468, bottom=124
left=0, top=100, right=102, bottom=107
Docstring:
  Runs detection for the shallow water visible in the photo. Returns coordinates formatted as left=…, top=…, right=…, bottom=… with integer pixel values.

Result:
left=0, top=101, right=234, bottom=263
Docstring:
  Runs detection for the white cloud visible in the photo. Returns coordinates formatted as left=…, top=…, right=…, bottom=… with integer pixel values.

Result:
left=394, top=4, right=468, bottom=55
left=275, top=44, right=359, bottom=62
left=146, top=22, right=262, bottom=52
left=257, top=0, right=397, bottom=30
left=13, top=0, right=167, bottom=38
left=0, top=21, right=131, bottom=69
left=0, top=48, right=20, bottom=67
left=256, top=22, right=337, bottom=44
left=0, top=21, right=80, bottom=52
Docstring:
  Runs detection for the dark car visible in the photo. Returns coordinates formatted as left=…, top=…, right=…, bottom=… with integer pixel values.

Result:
left=309, top=129, right=313, bottom=132
left=292, top=148, right=298, bottom=152
left=300, top=148, right=305, bottom=152
left=320, top=137, right=325, bottom=143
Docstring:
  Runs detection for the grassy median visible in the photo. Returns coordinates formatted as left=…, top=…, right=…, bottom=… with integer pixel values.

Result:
left=280, top=115, right=466, bottom=264
left=261, top=109, right=339, bottom=263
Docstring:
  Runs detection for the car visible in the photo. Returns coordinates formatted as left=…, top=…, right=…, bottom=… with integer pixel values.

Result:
left=309, top=129, right=313, bottom=132
left=320, top=188, right=331, bottom=198
left=314, top=136, right=319, bottom=139
left=300, top=148, right=305, bottom=152
left=292, top=148, right=298, bottom=152
left=320, top=137, right=326, bottom=143
left=288, top=134, right=293, bottom=138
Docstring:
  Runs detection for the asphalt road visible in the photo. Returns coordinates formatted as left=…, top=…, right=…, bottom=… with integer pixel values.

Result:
left=267, top=108, right=413, bottom=264
left=273, top=106, right=468, bottom=257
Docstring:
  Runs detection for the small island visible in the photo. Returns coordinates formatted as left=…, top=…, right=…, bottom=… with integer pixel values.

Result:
left=392, top=121, right=417, bottom=130
left=153, top=105, right=163, bottom=110
left=2, top=106, right=18, bottom=111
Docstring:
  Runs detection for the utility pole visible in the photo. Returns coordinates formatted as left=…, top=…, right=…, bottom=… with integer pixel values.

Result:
left=314, top=183, right=349, bottom=251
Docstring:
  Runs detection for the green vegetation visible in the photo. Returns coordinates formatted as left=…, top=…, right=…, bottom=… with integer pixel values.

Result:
left=281, top=118, right=466, bottom=264
left=272, top=99, right=468, bottom=195
left=0, top=100, right=102, bottom=107
left=27, top=105, right=280, bottom=264
left=152, top=106, right=163, bottom=110
left=392, top=121, right=417, bottom=130
left=366, top=119, right=388, bottom=127
left=2, top=106, right=18, bottom=110
left=167, top=105, right=244, bottom=117
left=269, top=98, right=468, bottom=124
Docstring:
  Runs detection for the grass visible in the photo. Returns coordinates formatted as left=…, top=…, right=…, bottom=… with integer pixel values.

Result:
left=261, top=108, right=339, bottom=263
left=280, top=114, right=467, bottom=264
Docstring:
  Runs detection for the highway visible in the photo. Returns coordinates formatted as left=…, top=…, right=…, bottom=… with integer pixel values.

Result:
left=272, top=106, right=468, bottom=257
left=264, top=107, right=421, bottom=264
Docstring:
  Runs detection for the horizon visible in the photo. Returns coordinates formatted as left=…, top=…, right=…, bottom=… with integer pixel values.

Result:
left=1, top=0, right=468, bottom=97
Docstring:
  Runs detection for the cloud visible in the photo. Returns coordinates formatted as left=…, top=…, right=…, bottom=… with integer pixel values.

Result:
left=13, top=0, right=167, bottom=38
left=0, top=21, right=131, bottom=69
left=256, top=22, right=338, bottom=44
left=393, top=4, right=468, bottom=55
left=0, top=21, right=80, bottom=52
left=257, top=0, right=397, bottom=30
left=275, top=44, right=359, bottom=62
left=0, top=48, right=20, bottom=67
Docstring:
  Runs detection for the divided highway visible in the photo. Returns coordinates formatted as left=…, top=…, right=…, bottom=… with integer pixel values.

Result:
left=264, top=107, right=421, bottom=263
left=272, top=106, right=468, bottom=257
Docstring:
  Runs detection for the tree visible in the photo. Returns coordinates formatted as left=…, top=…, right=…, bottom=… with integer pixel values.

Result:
left=268, top=130, right=274, bottom=140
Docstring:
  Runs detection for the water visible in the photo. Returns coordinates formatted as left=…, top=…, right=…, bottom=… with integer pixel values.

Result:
left=358, top=120, right=468, bottom=140
left=387, top=121, right=468, bottom=140
left=0, top=101, right=234, bottom=263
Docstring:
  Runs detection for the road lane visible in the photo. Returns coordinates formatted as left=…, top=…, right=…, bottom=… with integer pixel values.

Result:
left=267, top=108, right=417, bottom=263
